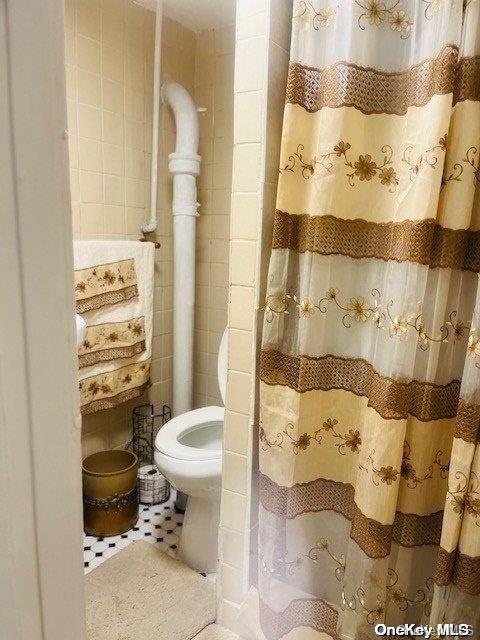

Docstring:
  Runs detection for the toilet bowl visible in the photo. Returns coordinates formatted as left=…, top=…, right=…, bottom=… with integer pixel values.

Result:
left=154, top=328, right=227, bottom=574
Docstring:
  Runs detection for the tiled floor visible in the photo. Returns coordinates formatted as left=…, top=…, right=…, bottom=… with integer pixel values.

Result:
left=83, top=494, right=183, bottom=574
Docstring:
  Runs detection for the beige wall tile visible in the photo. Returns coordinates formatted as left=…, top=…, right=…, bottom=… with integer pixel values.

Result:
left=230, top=240, right=256, bottom=286
left=232, top=143, right=262, bottom=192
left=102, top=43, right=124, bottom=82
left=103, top=143, right=125, bottom=176
left=234, top=37, right=265, bottom=93
left=219, top=600, right=242, bottom=633
left=229, top=286, right=254, bottom=331
left=211, top=215, right=230, bottom=240
left=78, top=103, right=102, bottom=139
left=224, top=410, right=250, bottom=455
left=219, top=563, right=244, bottom=605
left=68, top=135, right=79, bottom=170
left=70, top=168, right=80, bottom=202
left=103, top=110, right=124, bottom=145
left=65, top=63, right=77, bottom=100
left=220, top=489, right=247, bottom=532
left=223, top=452, right=248, bottom=494
left=220, top=527, right=245, bottom=570
left=214, top=137, right=234, bottom=165
left=236, top=0, right=268, bottom=20
left=126, top=148, right=145, bottom=180
left=77, top=1, right=101, bottom=40
left=104, top=174, right=124, bottom=205
left=126, top=119, right=145, bottom=149
left=269, top=0, right=293, bottom=50
left=104, top=205, right=125, bottom=235
left=234, top=91, right=263, bottom=143
left=125, top=178, right=145, bottom=208
left=80, top=203, right=104, bottom=234
left=226, top=371, right=252, bottom=415
left=212, top=189, right=231, bottom=215
left=228, top=329, right=253, bottom=374
left=77, top=34, right=101, bottom=73
left=79, top=170, right=102, bottom=202
left=211, top=239, right=230, bottom=265
left=102, top=11, right=125, bottom=50
left=79, top=137, right=103, bottom=171
left=231, top=192, right=259, bottom=241
left=215, top=26, right=235, bottom=56
left=103, top=79, right=124, bottom=114
left=236, top=10, right=267, bottom=40
left=77, top=68, right=101, bottom=106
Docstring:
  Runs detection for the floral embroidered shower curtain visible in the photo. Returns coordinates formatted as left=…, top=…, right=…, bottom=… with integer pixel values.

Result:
left=258, top=1, right=480, bottom=638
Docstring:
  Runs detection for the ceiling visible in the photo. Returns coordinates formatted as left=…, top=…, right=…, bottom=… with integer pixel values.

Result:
left=135, top=0, right=236, bottom=31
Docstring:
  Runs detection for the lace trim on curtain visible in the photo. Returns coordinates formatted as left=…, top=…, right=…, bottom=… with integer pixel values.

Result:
left=435, top=547, right=480, bottom=595
left=286, top=45, right=480, bottom=116
left=272, top=210, right=480, bottom=272
left=259, top=597, right=340, bottom=640
left=259, top=474, right=443, bottom=559
left=260, top=350, right=461, bottom=421
left=454, top=399, right=480, bottom=443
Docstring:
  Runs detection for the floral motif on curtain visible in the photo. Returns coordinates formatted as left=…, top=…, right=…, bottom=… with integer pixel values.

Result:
left=258, top=1, right=480, bottom=638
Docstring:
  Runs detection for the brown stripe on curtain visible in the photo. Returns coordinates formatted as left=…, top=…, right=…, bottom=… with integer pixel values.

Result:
left=286, top=44, right=459, bottom=116
left=260, top=349, right=461, bottom=421
left=435, top=547, right=480, bottom=595
left=271, top=210, right=480, bottom=272
left=259, top=473, right=443, bottom=559
left=259, top=598, right=341, bottom=640
left=454, top=399, right=480, bottom=443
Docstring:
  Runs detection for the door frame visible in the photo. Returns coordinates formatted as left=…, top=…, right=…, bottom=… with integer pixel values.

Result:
left=0, top=1, right=85, bottom=638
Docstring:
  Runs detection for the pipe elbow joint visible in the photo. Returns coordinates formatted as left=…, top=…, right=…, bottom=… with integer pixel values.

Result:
left=161, top=81, right=200, bottom=154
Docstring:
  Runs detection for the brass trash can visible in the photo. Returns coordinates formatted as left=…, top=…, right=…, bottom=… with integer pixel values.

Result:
left=83, top=450, right=139, bottom=537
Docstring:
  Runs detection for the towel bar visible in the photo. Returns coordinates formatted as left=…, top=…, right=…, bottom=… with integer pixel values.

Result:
left=139, top=237, right=161, bottom=249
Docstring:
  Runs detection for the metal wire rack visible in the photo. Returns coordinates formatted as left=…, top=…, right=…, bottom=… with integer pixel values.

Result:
left=130, top=403, right=171, bottom=465
left=128, top=403, right=171, bottom=505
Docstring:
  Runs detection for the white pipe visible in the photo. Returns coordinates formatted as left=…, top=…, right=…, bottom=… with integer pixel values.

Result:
left=142, top=0, right=163, bottom=234
left=161, top=82, right=201, bottom=416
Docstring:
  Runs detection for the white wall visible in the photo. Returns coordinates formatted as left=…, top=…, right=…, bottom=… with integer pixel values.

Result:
left=0, top=1, right=85, bottom=638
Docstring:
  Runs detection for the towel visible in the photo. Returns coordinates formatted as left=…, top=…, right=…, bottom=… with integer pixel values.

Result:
left=73, top=240, right=154, bottom=415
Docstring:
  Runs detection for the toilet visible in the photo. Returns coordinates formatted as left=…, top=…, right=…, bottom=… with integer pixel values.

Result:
left=154, top=328, right=227, bottom=574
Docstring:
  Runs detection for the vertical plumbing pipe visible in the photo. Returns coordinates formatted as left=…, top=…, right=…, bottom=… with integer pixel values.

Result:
left=142, top=0, right=163, bottom=234
left=161, top=82, right=201, bottom=416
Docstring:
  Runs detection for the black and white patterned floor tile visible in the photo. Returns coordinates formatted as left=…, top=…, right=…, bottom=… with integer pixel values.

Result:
left=83, top=495, right=183, bottom=574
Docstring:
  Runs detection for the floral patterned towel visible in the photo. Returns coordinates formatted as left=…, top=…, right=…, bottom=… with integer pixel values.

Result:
left=73, top=241, right=154, bottom=415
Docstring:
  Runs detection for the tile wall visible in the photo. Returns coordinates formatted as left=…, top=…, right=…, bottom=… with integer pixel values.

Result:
left=217, top=0, right=292, bottom=630
left=65, top=0, right=196, bottom=454
left=193, top=26, right=235, bottom=409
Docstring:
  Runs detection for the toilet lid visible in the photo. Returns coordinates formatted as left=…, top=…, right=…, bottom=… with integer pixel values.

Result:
left=217, top=328, right=228, bottom=405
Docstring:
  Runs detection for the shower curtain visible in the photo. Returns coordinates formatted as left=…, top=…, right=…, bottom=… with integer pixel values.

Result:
left=258, top=1, right=480, bottom=638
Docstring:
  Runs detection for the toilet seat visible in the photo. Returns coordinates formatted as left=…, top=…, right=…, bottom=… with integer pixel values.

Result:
left=155, top=406, right=224, bottom=461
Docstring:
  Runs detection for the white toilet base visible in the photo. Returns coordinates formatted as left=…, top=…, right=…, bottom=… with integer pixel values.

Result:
left=178, top=493, right=220, bottom=574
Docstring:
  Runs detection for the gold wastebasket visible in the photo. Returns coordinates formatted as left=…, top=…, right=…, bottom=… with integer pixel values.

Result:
left=82, top=450, right=139, bottom=537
